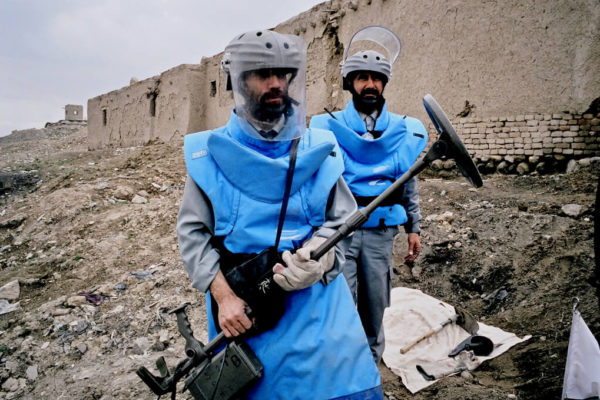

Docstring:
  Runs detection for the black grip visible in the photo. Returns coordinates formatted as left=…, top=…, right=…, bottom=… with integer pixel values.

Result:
left=169, top=304, right=204, bottom=359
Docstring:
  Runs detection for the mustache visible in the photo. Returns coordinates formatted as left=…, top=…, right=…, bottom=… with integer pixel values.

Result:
left=261, top=88, right=284, bottom=101
left=360, top=88, right=381, bottom=97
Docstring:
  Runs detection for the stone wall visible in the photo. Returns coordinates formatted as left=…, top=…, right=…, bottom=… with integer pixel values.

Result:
left=426, top=112, right=600, bottom=174
left=87, top=0, right=600, bottom=171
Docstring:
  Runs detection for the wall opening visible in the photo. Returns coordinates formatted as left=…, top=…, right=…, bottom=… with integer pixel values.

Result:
left=210, top=81, right=217, bottom=97
left=149, top=92, right=158, bottom=117
left=102, top=109, right=107, bottom=126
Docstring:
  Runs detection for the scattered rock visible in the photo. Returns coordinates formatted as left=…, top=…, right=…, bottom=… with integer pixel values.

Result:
left=565, top=159, right=579, bottom=173
left=0, top=214, right=26, bottom=229
left=66, top=295, right=87, bottom=307
left=0, top=300, right=20, bottom=315
left=76, top=343, right=88, bottom=354
left=26, top=365, right=38, bottom=382
left=2, top=377, right=19, bottom=392
left=130, top=270, right=153, bottom=280
left=131, top=194, right=148, bottom=204
left=516, top=162, right=530, bottom=175
left=0, top=280, right=20, bottom=301
left=114, top=185, right=134, bottom=200
left=561, top=204, right=583, bottom=218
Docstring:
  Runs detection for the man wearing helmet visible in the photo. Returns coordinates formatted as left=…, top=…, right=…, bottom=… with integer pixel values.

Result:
left=177, top=29, right=383, bottom=399
left=310, top=26, right=429, bottom=364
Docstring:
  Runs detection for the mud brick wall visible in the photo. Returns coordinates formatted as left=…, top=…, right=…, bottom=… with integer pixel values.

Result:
left=88, top=0, right=600, bottom=168
left=457, top=113, right=600, bottom=158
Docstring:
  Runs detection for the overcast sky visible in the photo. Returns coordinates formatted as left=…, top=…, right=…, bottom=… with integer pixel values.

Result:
left=0, top=0, right=325, bottom=137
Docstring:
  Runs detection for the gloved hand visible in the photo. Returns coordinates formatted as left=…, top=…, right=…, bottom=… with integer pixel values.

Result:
left=272, top=236, right=335, bottom=291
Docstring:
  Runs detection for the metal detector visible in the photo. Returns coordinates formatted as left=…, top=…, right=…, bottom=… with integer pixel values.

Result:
left=136, top=94, right=483, bottom=399
left=306, top=93, right=483, bottom=260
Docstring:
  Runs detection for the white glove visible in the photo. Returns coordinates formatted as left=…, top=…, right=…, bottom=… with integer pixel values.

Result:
left=272, top=236, right=335, bottom=291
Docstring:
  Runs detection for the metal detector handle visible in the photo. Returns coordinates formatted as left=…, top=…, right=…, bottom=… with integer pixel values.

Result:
left=170, top=303, right=205, bottom=360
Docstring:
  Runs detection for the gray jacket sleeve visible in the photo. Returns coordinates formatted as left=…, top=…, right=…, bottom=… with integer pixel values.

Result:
left=177, top=175, right=357, bottom=292
left=401, top=176, right=422, bottom=234
left=316, top=177, right=357, bottom=284
left=177, top=175, right=220, bottom=293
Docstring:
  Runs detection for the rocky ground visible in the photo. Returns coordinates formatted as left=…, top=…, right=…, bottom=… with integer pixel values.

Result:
left=0, top=125, right=598, bottom=399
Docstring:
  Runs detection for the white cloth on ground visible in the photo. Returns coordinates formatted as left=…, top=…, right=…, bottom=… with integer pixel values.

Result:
left=382, top=287, right=531, bottom=393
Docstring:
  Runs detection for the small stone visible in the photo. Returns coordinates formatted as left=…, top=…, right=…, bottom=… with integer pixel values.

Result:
left=430, top=159, right=443, bottom=171
left=0, top=300, right=20, bottom=315
left=0, top=280, right=20, bottom=301
left=516, top=162, right=530, bottom=175
left=131, top=194, right=148, bottom=204
left=460, top=370, right=473, bottom=379
left=113, top=283, right=127, bottom=293
left=114, top=186, right=134, bottom=200
left=442, top=159, right=456, bottom=170
left=565, top=159, right=579, bottom=173
left=2, top=377, right=19, bottom=392
left=66, top=295, right=87, bottom=307
left=562, top=204, right=583, bottom=218
left=51, top=308, right=71, bottom=316
left=77, top=343, right=88, bottom=354
left=26, top=365, right=38, bottom=381
left=150, top=340, right=165, bottom=352
left=159, top=329, right=170, bottom=343
left=5, top=360, right=19, bottom=373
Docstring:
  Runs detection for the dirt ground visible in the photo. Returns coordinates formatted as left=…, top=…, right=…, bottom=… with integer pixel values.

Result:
left=0, top=125, right=598, bottom=400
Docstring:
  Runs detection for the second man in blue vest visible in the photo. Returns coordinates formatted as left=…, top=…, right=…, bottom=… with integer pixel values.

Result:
left=310, top=26, right=429, bottom=364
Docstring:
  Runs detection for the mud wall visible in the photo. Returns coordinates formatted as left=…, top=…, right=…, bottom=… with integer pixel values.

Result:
left=88, top=0, right=600, bottom=162
left=88, top=65, right=205, bottom=150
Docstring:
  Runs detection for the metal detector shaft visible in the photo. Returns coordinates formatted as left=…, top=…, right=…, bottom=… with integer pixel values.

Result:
left=310, top=146, right=440, bottom=261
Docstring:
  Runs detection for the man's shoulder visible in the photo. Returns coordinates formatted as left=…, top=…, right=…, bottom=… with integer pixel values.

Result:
left=386, top=112, right=427, bottom=132
left=184, top=126, right=227, bottom=146
left=306, top=126, right=337, bottom=144
left=308, top=112, right=333, bottom=129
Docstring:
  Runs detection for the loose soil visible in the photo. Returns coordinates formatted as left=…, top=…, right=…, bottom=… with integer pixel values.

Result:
left=0, top=126, right=598, bottom=399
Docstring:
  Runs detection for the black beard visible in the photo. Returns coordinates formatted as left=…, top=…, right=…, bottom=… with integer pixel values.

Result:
left=249, top=93, right=291, bottom=122
left=352, top=89, right=385, bottom=115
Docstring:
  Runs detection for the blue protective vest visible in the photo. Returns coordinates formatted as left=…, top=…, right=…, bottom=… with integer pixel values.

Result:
left=310, top=101, right=428, bottom=228
left=184, top=111, right=382, bottom=400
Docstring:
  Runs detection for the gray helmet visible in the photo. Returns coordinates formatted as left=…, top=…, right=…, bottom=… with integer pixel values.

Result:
left=221, top=29, right=308, bottom=142
left=221, top=30, right=304, bottom=90
left=341, top=50, right=392, bottom=89
left=340, top=26, right=401, bottom=90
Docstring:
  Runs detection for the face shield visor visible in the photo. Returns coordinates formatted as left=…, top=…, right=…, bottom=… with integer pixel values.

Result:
left=340, top=25, right=402, bottom=83
left=225, top=31, right=307, bottom=142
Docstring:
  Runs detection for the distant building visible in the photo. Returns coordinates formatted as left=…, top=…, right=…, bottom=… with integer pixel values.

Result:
left=65, top=105, right=84, bottom=121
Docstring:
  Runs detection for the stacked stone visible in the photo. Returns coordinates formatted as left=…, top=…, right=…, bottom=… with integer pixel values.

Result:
left=425, top=112, right=600, bottom=175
